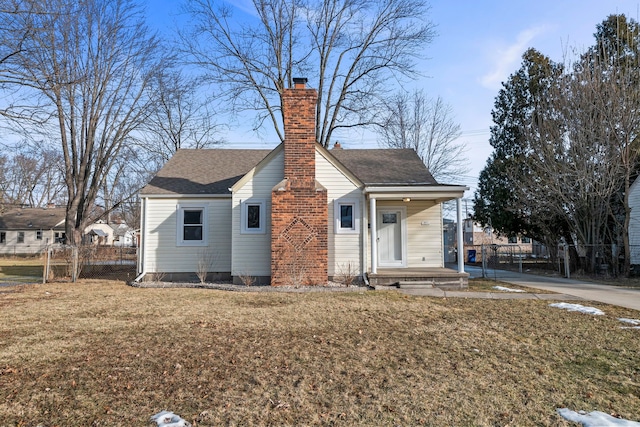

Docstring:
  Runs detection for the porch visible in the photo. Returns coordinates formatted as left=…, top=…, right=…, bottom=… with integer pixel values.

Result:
left=367, top=267, right=469, bottom=290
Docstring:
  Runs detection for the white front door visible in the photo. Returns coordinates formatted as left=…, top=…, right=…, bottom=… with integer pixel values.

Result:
left=377, top=208, right=406, bottom=267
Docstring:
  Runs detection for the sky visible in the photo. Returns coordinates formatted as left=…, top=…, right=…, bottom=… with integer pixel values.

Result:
left=143, top=0, right=640, bottom=204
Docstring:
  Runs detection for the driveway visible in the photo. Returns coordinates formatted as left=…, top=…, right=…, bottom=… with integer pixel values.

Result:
left=465, top=266, right=640, bottom=312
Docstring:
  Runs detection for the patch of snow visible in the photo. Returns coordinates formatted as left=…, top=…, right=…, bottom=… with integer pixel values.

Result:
left=492, top=286, right=525, bottom=293
left=549, top=302, right=605, bottom=316
left=151, top=411, right=192, bottom=427
left=557, top=408, right=640, bottom=426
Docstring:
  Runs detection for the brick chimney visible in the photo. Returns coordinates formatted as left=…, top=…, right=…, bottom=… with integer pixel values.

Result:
left=271, top=78, right=328, bottom=286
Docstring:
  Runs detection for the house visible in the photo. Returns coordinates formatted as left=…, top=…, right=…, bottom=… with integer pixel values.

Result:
left=629, top=177, right=640, bottom=265
left=0, top=206, right=66, bottom=255
left=112, top=223, right=136, bottom=247
left=83, top=220, right=136, bottom=247
left=83, top=220, right=114, bottom=245
left=462, top=218, right=536, bottom=262
left=137, top=79, right=469, bottom=287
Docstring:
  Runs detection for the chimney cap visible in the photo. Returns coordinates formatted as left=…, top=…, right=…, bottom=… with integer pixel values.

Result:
left=293, top=77, right=308, bottom=88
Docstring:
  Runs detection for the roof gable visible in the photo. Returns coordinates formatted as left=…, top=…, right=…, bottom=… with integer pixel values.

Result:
left=230, top=144, right=284, bottom=192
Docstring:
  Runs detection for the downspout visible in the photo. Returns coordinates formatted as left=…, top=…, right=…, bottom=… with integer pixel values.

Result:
left=457, top=198, right=465, bottom=274
left=370, top=197, right=377, bottom=274
left=361, top=194, right=370, bottom=287
left=134, top=196, right=147, bottom=283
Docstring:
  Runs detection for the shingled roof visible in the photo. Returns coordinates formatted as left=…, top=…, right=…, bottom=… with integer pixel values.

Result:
left=0, top=207, right=66, bottom=230
left=329, top=148, right=437, bottom=185
left=141, top=147, right=439, bottom=196
left=141, top=149, right=272, bottom=195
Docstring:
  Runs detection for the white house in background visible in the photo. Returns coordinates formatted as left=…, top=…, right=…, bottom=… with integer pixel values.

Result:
left=0, top=206, right=66, bottom=254
left=137, top=79, right=469, bottom=287
left=628, top=177, right=640, bottom=265
left=112, top=223, right=136, bottom=247
left=83, top=220, right=115, bottom=245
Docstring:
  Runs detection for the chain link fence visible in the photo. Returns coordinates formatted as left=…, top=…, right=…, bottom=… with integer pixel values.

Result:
left=464, top=244, right=551, bottom=274
left=464, top=243, right=640, bottom=279
left=44, top=245, right=137, bottom=282
left=0, top=254, right=45, bottom=284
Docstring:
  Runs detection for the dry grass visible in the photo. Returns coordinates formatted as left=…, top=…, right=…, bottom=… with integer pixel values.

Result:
left=468, top=278, right=556, bottom=293
left=0, top=281, right=639, bottom=426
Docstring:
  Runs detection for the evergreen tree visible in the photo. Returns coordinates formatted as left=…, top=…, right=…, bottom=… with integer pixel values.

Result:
left=473, top=48, right=562, bottom=243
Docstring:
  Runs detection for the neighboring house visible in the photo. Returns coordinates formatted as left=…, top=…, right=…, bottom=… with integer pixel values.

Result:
left=462, top=218, right=534, bottom=261
left=112, top=223, right=136, bottom=247
left=138, top=79, right=468, bottom=286
left=83, top=220, right=114, bottom=245
left=83, top=221, right=136, bottom=246
left=629, top=177, right=640, bottom=265
left=0, top=206, right=66, bottom=255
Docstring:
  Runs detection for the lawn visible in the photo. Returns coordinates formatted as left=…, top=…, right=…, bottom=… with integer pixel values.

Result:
left=0, top=281, right=639, bottom=426
left=0, top=258, right=43, bottom=283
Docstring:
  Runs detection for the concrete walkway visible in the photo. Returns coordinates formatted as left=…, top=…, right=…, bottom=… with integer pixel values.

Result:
left=402, top=266, right=640, bottom=312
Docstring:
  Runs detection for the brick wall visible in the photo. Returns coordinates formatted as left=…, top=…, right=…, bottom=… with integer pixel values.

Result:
left=271, top=81, right=328, bottom=286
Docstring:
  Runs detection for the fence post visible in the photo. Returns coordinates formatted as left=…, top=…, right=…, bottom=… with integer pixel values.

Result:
left=43, top=247, right=49, bottom=284
left=519, top=246, right=523, bottom=273
left=564, top=243, right=570, bottom=279
left=481, top=244, right=486, bottom=278
left=72, top=246, right=78, bottom=282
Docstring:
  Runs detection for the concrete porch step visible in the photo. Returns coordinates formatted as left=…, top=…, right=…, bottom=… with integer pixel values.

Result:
left=398, top=281, right=434, bottom=289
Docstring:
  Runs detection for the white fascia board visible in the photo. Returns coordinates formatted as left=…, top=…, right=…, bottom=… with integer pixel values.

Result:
left=140, top=194, right=232, bottom=199
left=364, top=185, right=468, bottom=201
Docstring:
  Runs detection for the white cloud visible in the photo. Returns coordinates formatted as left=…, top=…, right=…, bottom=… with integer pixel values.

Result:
left=479, top=25, right=550, bottom=90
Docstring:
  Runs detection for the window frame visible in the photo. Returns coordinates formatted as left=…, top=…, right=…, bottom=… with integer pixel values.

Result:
left=17, top=231, right=25, bottom=244
left=508, top=236, right=518, bottom=244
left=0, top=232, right=5, bottom=244
left=36, top=230, right=42, bottom=240
left=241, top=199, right=266, bottom=234
left=521, top=236, right=531, bottom=244
left=334, top=198, right=360, bottom=234
left=176, top=204, right=208, bottom=247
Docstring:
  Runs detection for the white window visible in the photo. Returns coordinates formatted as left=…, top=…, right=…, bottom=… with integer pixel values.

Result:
left=17, top=232, right=24, bottom=243
left=177, top=204, right=208, bottom=246
left=0, top=232, right=5, bottom=244
left=241, top=199, right=265, bottom=234
left=36, top=230, right=42, bottom=240
left=334, top=199, right=359, bottom=234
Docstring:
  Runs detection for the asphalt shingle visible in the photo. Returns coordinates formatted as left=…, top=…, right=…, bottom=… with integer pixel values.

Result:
left=141, top=146, right=440, bottom=196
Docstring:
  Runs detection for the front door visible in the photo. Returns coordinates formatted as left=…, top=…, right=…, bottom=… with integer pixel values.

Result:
left=378, top=208, right=406, bottom=267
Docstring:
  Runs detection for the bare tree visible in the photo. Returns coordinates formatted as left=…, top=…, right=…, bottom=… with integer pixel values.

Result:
left=0, top=145, right=65, bottom=207
left=139, top=71, right=224, bottom=169
left=0, top=0, right=165, bottom=245
left=519, top=54, right=630, bottom=273
left=0, top=0, right=52, bottom=124
left=181, top=0, right=435, bottom=147
left=377, top=90, right=467, bottom=183
left=511, top=16, right=640, bottom=275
